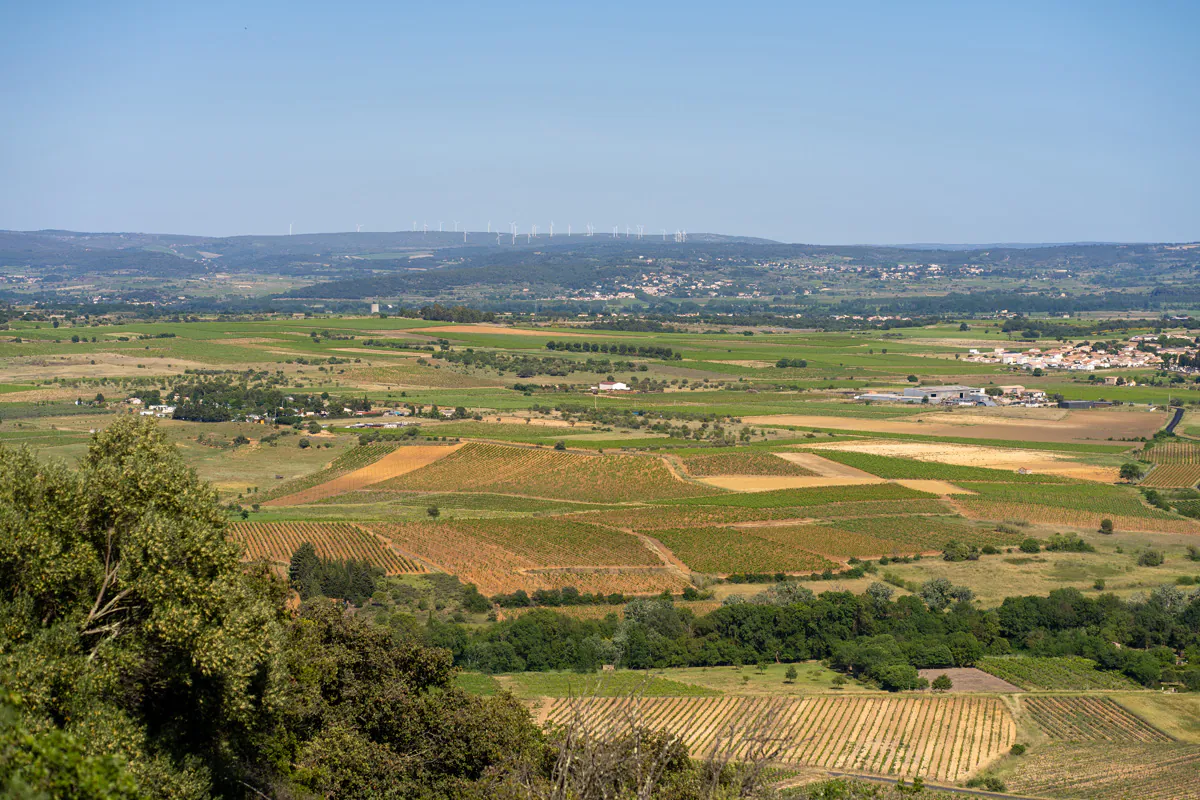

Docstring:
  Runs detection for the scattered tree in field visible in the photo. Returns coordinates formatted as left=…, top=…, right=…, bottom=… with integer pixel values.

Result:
left=831, top=675, right=847, bottom=689
left=1019, top=537, right=1041, bottom=553
left=1137, top=548, right=1165, bottom=567
left=1100, top=518, right=1114, bottom=534
left=1010, top=743, right=1027, bottom=755
left=427, top=504, right=440, bottom=518
left=785, top=665, right=798, bottom=683
left=931, top=674, right=953, bottom=692
left=1119, top=462, right=1143, bottom=482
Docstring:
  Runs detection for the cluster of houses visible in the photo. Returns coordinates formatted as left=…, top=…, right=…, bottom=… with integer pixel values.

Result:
left=963, top=342, right=1160, bottom=372
left=125, top=397, right=176, bottom=418
left=855, top=384, right=1049, bottom=407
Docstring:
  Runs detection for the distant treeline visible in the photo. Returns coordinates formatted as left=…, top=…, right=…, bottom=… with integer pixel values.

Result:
left=545, top=340, right=681, bottom=359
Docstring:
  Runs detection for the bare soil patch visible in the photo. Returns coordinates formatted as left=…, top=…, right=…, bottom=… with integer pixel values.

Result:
left=264, top=444, right=464, bottom=505
left=746, top=408, right=1165, bottom=444
left=894, top=479, right=975, bottom=495
left=775, top=451, right=884, bottom=479
left=698, top=475, right=882, bottom=491
left=917, top=668, right=1020, bottom=693
left=808, top=439, right=1117, bottom=482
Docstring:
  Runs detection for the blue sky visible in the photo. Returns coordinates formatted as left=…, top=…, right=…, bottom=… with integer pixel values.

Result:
left=1, top=1, right=1197, bottom=243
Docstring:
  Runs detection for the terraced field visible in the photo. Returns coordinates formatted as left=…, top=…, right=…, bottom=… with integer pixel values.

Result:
left=380, top=442, right=720, bottom=502
left=231, top=521, right=425, bottom=574
left=546, top=695, right=1015, bottom=783
left=1023, top=697, right=1172, bottom=742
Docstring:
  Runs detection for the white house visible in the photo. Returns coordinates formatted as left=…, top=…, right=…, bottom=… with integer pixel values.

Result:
left=595, top=381, right=630, bottom=392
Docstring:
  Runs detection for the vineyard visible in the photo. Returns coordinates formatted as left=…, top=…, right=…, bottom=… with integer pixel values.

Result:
left=1005, top=743, right=1200, bottom=800
left=649, top=527, right=834, bottom=574
left=230, top=521, right=425, bottom=574
left=254, top=442, right=398, bottom=502
left=959, top=481, right=1169, bottom=517
left=680, top=452, right=818, bottom=477
left=975, top=656, right=1143, bottom=691
left=1023, top=697, right=1172, bottom=742
left=666, top=482, right=935, bottom=509
left=739, top=524, right=909, bottom=560
left=953, top=499, right=1200, bottom=534
left=1143, top=441, right=1200, bottom=464
left=368, top=518, right=687, bottom=595
left=1140, top=463, right=1200, bottom=488
left=545, top=695, right=1015, bottom=783
left=380, top=442, right=721, bottom=502
left=264, top=443, right=464, bottom=506
left=829, top=515, right=1019, bottom=550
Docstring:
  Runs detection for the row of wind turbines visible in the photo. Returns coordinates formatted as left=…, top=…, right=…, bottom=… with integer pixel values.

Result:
left=285, top=221, right=687, bottom=243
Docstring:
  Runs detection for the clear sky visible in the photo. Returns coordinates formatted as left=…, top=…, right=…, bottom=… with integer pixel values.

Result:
left=1, top=1, right=1197, bottom=243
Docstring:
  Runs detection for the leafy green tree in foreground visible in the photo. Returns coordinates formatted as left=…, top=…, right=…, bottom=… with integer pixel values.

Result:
left=0, top=417, right=544, bottom=799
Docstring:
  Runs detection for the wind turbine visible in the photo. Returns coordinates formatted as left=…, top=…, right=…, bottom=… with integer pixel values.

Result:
left=355, top=223, right=363, bottom=233
left=549, top=221, right=554, bottom=237
left=661, top=229, right=667, bottom=241
left=531, top=224, right=538, bottom=238
left=568, top=224, right=572, bottom=237
left=487, top=221, right=491, bottom=234
left=288, top=222, right=293, bottom=236
left=511, top=223, right=517, bottom=245
left=438, top=221, right=443, bottom=232
left=412, top=221, right=417, bottom=232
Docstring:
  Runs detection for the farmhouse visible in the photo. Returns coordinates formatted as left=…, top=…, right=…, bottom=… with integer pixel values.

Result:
left=593, top=381, right=630, bottom=392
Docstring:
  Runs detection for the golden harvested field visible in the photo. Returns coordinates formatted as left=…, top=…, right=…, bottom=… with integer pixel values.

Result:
left=380, top=442, right=719, bottom=502
left=808, top=439, right=1115, bottom=482
left=1023, top=696, right=1172, bottom=742
left=745, top=408, right=1165, bottom=445
left=1141, top=463, right=1200, bottom=488
left=1005, top=742, right=1200, bottom=800
left=264, top=443, right=464, bottom=505
left=545, top=695, right=1014, bottom=783
left=680, top=451, right=818, bottom=477
left=952, top=499, right=1200, bottom=534
left=368, top=518, right=683, bottom=595
left=230, top=521, right=425, bottom=574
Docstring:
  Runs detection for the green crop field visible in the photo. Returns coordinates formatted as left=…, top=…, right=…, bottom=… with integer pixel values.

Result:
left=976, top=656, right=1144, bottom=691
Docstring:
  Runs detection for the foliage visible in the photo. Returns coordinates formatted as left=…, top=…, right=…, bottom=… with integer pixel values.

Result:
left=288, top=541, right=382, bottom=606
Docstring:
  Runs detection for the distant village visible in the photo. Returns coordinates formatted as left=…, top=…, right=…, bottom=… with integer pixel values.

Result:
left=963, top=333, right=1200, bottom=376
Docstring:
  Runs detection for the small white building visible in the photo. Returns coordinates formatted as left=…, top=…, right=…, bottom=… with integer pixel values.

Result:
left=595, top=381, right=630, bottom=392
